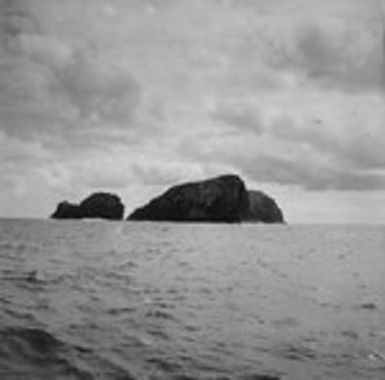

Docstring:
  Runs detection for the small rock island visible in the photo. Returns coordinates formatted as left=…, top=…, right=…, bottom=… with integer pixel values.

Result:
left=51, top=192, right=125, bottom=220
left=244, top=190, right=284, bottom=223
left=128, top=174, right=285, bottom=223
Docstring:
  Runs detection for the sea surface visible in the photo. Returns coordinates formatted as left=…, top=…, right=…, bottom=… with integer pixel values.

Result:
left=0, top=219, right=384, bottom=380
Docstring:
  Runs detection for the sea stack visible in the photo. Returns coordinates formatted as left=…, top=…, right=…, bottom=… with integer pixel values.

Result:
left=51, top=192, right=125, bottom=220
left=128, top=174, right=249, bottom=223
left=244, top=190, right=285, bottom=223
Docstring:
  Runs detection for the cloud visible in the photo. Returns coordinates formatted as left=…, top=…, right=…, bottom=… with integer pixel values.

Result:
left=206, top=144, right=385, bottom=191
left=222, top=1, right=385, bottom=94
left=0, top=0, right=142, bottom=144
left=51, top=46, right=140, bottom=123
left=212, top=102, right=263, bottom=134
left=132, top=160, right=205, bottom=186
left=0, top=0, right=40, bottom=40
left=267, top=94, right=385, bottom=172
left=177, top=90, right=385, bottom=192
left=64, top=159, right=133, bottom=191
left=239, top=154, right=385, bottom=191
left=294, top=23, right=385, bottom=92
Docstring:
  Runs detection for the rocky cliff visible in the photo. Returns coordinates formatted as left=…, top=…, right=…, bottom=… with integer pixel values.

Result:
left=51, top=193, right=125, bottom=220
left=128, top=174, right=249, bottom=223
left=244, top=190, right=284, bottom=223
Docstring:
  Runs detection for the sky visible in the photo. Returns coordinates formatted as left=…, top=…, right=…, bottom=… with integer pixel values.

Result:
left=0, top=0, right=384, bottom=223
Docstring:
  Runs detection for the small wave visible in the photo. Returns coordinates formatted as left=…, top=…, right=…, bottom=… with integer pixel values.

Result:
left=108, top=306, right=137, bottom=316
left=3, top=327, right=62, bottom=353
left=147, top=328, right=170, bottom=340
left=273, top=342, right=318, bottom=361
left=169, top=373, right=281, bottom=380
left=0, top=270, right=66, bottom=286
left=239, top=375, right=281, bottom=380
left=272, top=316, right=300, bottom=328
left=0, top=270, right=40, bottom=282
left=145, top=309, right=178, bottom=321
left=170, top=375, right=200, bottom=380
left=0, top=327, right=93, bottom=379
left=147, top=356, right=183, bottom=373
left=355, top=302, right=378, bottom=311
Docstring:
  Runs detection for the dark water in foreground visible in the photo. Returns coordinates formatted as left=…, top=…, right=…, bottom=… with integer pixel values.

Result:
left=0, top=220, right=384, bottom=380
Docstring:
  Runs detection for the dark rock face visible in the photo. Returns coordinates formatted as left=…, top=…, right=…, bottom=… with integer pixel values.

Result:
left=128, top=174, right=249, bottom=223
left=78, top=193, right=125, bottom=220
left=51, top=201, right=83, bottom=219
left=244, top=190, right=284, bottom=223
left=51, top=193, right=124, bottom=220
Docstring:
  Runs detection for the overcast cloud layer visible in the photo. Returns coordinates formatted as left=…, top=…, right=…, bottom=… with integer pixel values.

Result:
left=0, top=0, right=384, bottom=222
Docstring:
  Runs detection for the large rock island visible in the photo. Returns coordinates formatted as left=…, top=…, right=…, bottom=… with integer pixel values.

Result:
left=128, top=174, right=285, bottom=223
left=51, top=192, right=125, bottom=220
left=128, top=174, right=249, bottom=223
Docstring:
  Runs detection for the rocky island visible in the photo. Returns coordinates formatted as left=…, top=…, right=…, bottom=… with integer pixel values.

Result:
left=244, top=190, right=284, bottom=223
left=128, top=174, right=249, bottom=223
left=51, top=192, right=125, bottom=220
left=128, top=174, right=285, bottom=223
left=50, top=175, right=285, bottom=223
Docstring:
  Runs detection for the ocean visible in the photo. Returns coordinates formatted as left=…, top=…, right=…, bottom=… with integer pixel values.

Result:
left=0, top=219, right=384, bottom=380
